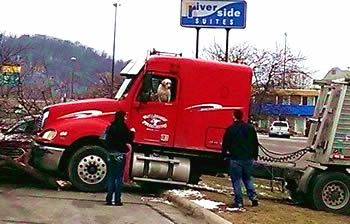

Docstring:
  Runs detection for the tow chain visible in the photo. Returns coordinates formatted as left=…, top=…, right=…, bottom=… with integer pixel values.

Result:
left=258, top=144, right=314, bottom=163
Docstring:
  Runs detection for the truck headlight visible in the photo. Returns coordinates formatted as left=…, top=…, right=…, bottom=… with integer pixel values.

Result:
left=41, top=129, right=57, bottom=140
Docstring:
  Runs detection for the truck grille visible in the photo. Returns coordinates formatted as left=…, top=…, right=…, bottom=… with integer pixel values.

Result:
left=0, top=147, right=25, bottom=159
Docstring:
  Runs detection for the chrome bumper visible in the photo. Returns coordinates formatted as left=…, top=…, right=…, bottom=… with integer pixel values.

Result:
left=269, top=131, right=290, bottom=136
left=32, top=141, right=66, bottom=171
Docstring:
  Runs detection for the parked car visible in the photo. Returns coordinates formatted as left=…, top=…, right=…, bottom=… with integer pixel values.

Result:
left=268, top=121, right=291, bottom=138
left=0, top=116, right=39, bottom=163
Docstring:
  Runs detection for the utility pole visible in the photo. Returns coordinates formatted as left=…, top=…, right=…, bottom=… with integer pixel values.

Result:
left=282, top=32, right=287, bottom=89
left=70, top=57, right=77, bottom=99
left=111, top=2, right=120, bottom=98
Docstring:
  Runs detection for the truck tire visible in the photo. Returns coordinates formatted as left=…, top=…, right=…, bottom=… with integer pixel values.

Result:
left=68, top=145, right=109, bottom=192
left=310, top=172, right=350, bottom=214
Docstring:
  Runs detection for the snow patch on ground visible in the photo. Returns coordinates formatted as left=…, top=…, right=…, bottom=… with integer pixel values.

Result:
left=254, top=184, right=272, bottom=190
left=187, top=183, right=230, bottom=194
left=162, top=200, right=173, bottom=205
left=226, top=207, right=237, bottom=212
left=141, top=196, right=173, bottom=205
left=167, top=189, right=204, bottom=198
left=258, top=192, right=273, bottom=198
left=191, top=199, right=225, bottom=210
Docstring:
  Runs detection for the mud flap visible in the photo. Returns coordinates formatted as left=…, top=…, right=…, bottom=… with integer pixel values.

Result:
left=296, top=166, right=318, bottom=194
left=123, top=144, right=133, bottom=184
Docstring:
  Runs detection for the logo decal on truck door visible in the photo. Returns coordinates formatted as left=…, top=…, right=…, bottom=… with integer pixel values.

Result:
left=142, top=114, right=168, bottom=129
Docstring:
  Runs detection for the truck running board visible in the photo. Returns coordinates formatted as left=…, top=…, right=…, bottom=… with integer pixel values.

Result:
left=133, top=177, right=187, bottom=185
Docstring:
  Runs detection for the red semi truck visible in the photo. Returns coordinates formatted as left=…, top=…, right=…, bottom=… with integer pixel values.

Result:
left=32, top=53, right=252, bottom=192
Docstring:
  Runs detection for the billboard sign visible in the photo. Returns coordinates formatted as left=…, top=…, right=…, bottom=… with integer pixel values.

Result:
left=0, top=64, right=21, bottom=86
left=180, top=0, right=246, bottom=29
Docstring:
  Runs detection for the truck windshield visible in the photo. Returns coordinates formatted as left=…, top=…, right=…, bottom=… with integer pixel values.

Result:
left=115, top=78, right=133, bottom=100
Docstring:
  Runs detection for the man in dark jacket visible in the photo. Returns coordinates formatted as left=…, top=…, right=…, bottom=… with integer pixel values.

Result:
left=222, top=109, right=259, bottom=212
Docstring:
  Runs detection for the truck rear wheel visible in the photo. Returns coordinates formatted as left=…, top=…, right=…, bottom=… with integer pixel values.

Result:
left=310, top=172, right=350, bottom=214
left=68, top=145, right=109, bottom=192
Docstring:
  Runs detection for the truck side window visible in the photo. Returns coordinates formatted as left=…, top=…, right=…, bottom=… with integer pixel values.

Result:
left=137, top=74, right=176, bottom=103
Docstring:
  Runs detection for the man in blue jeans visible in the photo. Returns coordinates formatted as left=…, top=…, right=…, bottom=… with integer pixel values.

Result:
left=222, top=109, right=259, bottom=212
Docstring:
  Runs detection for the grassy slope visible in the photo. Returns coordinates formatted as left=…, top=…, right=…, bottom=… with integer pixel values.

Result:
left=200, top=175, right=349, bottom=224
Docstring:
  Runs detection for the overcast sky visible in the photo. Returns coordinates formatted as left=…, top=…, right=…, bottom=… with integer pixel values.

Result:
left=1, top=0, right=349, bottom=78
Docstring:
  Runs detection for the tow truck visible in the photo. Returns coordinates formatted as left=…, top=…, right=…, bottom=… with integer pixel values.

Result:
left=256, top=78, right=350, bottom=214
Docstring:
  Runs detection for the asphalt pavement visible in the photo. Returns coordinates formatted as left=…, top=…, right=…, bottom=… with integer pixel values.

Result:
left=257, top=134, right=311, bottom=169
left=0, top=171, right=201, bottom=224
left=258, top=134, right=308, bottom=153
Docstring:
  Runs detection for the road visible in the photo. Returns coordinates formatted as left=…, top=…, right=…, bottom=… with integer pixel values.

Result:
left=0, top=171, right=200, bottom=224
left=258, top=134, right=308, bottom=153
left=257, top=134, right=311, bottom=169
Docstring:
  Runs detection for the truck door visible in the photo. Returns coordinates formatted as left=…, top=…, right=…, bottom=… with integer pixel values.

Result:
left=129, top=73, right=178, bottom=147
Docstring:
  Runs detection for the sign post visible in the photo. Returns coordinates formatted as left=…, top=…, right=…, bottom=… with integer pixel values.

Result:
left=180, top=0, right=247, bottom=61
left=225, top=28, right=230, bottom=62
left=195, top=27, right=200, bottom=58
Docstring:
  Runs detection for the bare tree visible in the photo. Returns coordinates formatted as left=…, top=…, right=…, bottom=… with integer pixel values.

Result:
left=0, top=33, right=31, bottom=64
left=204, top=42, right=258, bottom=64
left=16, top=66, right=61, bottom=116
left=203, top=41, right=312, bottom=101
left=0, top=33, right=128, bottom=124
left=0, top=34, right=58, bottom=121
left=85, top=72, right=124, bottom=98
left=0, top=34, right=28, bottom=98
left=203, top=41, right=313, bottom=118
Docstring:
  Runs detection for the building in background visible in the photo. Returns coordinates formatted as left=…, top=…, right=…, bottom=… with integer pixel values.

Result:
left=322, top=67, right=350, bottom=81
left=252, top=88, right=319, bottom=136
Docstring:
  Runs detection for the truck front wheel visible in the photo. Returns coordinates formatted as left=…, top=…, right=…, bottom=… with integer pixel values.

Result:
left=68, top=145, right=109, bottom=192
left=311, top=172, right=350, bottom=214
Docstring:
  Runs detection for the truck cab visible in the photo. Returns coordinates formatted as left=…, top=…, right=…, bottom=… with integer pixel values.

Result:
left=32, top=54, right=252, bottom=192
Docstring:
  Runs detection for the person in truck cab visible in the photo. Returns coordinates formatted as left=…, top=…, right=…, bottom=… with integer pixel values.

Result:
left=105, top=111, right=134, bottom=206
left=222, top=109, right=259, bottom=212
